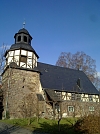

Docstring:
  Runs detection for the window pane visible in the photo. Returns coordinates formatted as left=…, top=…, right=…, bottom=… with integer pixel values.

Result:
left=20, top=55, right=27, bottom=63
left=89, top=106, right=94, bottom=111
left=68, top=106, right=74, bottom=112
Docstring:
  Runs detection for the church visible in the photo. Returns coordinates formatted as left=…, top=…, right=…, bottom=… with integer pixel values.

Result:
left=1, top=27, right=100, bottom=119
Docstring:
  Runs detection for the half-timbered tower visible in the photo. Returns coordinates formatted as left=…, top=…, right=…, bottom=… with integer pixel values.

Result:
left=5, top=28, right=39, bottom=68
left=2, top=28, right=44, bottom=119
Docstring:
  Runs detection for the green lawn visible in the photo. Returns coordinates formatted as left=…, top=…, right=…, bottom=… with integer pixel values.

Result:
left=0, top=117, right=80, bottom=134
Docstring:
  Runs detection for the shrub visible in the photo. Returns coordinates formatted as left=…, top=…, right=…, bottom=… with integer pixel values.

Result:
left=74, top=114, right=100, bottom=134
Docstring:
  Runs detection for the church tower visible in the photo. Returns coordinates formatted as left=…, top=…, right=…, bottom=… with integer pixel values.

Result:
left=2, top=27, right=43, bottom=119
left=5, top=28, right=39, bottom=69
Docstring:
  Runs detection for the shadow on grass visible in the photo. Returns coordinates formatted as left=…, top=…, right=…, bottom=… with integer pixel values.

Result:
left=0, top=124, right=22, bottom=134
left=32, top=121, right=82, bottom=134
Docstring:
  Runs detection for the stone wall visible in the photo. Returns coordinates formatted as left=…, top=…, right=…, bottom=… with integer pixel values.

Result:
left=2, top=67, right=44, bottom=119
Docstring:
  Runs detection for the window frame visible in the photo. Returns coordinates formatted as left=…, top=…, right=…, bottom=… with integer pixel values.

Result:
left=68, top=106, right=74, bottom=112
left=20, top=55, right=27, bottom=63
left=89, top=106, right=94, bottom=112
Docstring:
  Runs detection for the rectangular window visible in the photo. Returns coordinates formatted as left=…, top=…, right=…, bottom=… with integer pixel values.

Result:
left=68, top=106, right=74, bottom=112
left=24, top=36, right=27, bottom=42
left=20, top=55, right=27, bottom=63
left=89, top=106, right=94, bottom=111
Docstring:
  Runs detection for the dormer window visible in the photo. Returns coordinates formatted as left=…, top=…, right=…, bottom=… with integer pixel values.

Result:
left=18, top=36, right=21, bottom=42
left=77, top=78, right=81, bottom=88
left=24, top=36, right=27, bottom=42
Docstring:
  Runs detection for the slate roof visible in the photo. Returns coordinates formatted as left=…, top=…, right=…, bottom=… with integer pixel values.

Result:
left=14, top=28, right=32, bottom=39
left=37, top=62, right=100, bottom=95
left=18, top=28, right=29, bottom=34
left=5, top=43, right=39, bottom=58
left=10, top=43, right=34, bottom=51
left=45, top=89, right=61, bottom=102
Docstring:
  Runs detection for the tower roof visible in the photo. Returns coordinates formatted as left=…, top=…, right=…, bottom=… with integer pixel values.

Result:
left=18, top=28, right=29, bottom=34
left=5, top=28, right=39, bottom=58
left=14, top=28, right=32, bottom=39
left=9, top=43, right=39, bottom=58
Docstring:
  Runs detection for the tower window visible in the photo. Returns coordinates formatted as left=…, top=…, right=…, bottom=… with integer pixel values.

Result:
left=24, top=36, right=27, bottom=42
left=18, top=36, right=21, bottom=42
left=20, top=55, right=27, bottom=63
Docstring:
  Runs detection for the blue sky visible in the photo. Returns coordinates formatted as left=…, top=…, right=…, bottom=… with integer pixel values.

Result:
left=0, top=0, right=100, bottom=72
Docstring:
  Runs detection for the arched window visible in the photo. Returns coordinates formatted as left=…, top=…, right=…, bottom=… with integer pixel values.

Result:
left=18, top=36, right=21, bottom=42
left=24, top=36, right=27, bottom=42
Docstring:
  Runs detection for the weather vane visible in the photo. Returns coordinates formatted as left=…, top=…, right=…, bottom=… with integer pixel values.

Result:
left=23, top=21, right=25, bottom=28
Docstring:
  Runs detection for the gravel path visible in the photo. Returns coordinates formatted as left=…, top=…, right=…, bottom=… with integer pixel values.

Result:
left=0, top=122, right=49, bottom=134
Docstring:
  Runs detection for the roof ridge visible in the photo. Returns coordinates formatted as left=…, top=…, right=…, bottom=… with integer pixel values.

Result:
left=38, top=62, right=83, bottom=72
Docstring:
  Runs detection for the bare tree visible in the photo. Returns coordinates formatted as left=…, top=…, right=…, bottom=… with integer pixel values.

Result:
left=0, top=42, right=7, bottom=84
left=56, top=51, right=100, bottom=89
left=0, top=44, right=7, bottom=76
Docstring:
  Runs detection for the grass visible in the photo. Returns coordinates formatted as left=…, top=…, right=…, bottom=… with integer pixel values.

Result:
left=0, top=117, right=79, bottom=134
